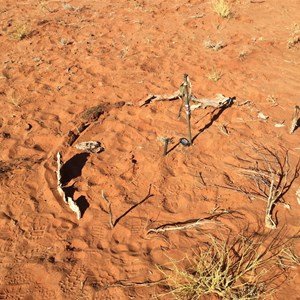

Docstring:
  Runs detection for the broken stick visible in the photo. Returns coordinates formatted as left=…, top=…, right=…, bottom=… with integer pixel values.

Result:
left=181, top=74, right=192, bottom=145
left=290, top=105, right=300, bottom=134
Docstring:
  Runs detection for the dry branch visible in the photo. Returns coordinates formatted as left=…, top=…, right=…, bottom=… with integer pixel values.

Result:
left=219, top=146, right=299, bottom=229
left=190, top=94, right=233, bottom=110
left=147, top=219, right=221, bottom=234
left=139, top=92, right=181, bottom=107
left=147, top=211, right=231, bottom=234
left=139, top=89, right=233, bottom=110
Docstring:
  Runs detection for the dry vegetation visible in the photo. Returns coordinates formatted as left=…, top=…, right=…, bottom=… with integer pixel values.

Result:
left=287, top=23, right=300, bottom=48
left=207, top=68, right=222, bottom=82
left=159, top=231, right=297, bottom=299
left=211, top=0, right=231, bottom=18
left=11, top=24, right=31, bottom=40
left=0, top=0, right=299, bottom=299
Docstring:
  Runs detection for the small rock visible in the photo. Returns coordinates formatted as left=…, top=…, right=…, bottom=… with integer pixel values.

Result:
left=74, top=141, right=104, bottom=153
left=274, top=122, right=285, bottom=128
left=257, top=112, right=269, bottom=120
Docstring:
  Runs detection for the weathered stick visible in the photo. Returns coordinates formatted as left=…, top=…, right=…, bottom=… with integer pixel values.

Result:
left=290, top=105, right=300, bottom=134
left=265, top=175, right=277, bottom=229
left=161, top=137, right=172, bottom=156
left=182, top=74, right=192, bottom=145
left=139, top=90, right=233, bottom=110
left=147, top=211, right=231, bottom=234
left=139, top=92, right=181, bottom=107
left=147, top=219, right=221, bottom=234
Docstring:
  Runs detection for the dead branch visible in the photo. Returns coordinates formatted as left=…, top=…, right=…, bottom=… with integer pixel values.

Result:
left=220, top=146, right=299, bottom=229
left=139, top=90, right=233, bottom=110
left=190, top=94, right=233, bottom=110
left=147, top=211, right=231, bottom=234
left=147, top=220, right=222, bottom=234
left=139, top=92, right=181, bottom=107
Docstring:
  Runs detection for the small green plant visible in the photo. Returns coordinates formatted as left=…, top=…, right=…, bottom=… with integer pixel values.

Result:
left=212, top=0, right=231, bottom=18
left=11, top=24, right=31, bottom=40
left=159, top=233, right=291, bottom=299
left=207, top=68, right=222, bottom=82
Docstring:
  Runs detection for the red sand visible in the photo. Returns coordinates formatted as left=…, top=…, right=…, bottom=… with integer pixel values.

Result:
left=0, top=0, right=300, bottom=299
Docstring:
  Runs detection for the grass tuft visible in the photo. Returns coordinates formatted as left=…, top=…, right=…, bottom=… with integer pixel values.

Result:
left=212, top=0, right=231, bottom=18
left=11, top=24, right=31, bottom=40
left=158, top=232, right=293, bottom=299
left=287, top=23, right=300, bottom=49
left=207, top=68, right=222, bottom=82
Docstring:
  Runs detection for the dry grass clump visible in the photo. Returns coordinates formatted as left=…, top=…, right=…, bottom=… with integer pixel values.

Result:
left=204, top=40, right=225, bottom=51
left=159, top=232, right=292, bottom=299
left=287, top=23, right=300, bottom=49
left=207, top=68, right=222, bottom=82
left=11, top=24, right=31, bottom=40
left=212, top=0, right=231, bottom=18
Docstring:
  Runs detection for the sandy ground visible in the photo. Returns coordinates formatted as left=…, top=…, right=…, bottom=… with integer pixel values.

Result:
left=0, top=0, right=300, bottom=299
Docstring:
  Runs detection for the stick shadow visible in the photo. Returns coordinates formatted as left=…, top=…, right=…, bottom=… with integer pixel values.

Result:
left=192, top=97, right=235, bottom=143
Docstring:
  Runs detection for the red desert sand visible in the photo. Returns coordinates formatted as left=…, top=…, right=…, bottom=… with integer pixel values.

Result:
left=0, top=0, right=300, bottom=299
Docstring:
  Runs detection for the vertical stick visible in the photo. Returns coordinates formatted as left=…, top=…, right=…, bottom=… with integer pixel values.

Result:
left=163, top=138, right=169, bottom=156
left=183, top=74, right=192, bottom=145
left=290, top=105, right=300, bottom=134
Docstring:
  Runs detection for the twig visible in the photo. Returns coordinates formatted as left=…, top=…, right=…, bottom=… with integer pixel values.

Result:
left=265, top=174, right=277, bottom=229
left=147, top=212, right=229, bottom=234
left=182, top=74, right=192, bottom=145
left=101, top=190, right=114, bottom=229
left=160, top=137, right=173, bottom=156
left=139, top=92, right=180, bottom=107
left=147, top=220, right=221, bottom=234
